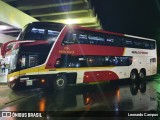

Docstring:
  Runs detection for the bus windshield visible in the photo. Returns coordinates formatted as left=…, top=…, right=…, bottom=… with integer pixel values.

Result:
left=18, top=44, right=52, bottom=70
left=8, top=22, right=65, bottom=73
left=9, top=48, right=19, bottom=73
left=18, top=22, right=64, bottom=41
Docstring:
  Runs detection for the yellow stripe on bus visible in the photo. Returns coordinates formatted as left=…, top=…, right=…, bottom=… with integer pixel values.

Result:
left=8, top=71, right=19, bottom=78
left=8, top=66, right=115, bottom=77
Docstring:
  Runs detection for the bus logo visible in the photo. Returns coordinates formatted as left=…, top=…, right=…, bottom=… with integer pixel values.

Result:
left=132, top=51, right=148, bottom=54
left=59, top=47, right=74, bottom=54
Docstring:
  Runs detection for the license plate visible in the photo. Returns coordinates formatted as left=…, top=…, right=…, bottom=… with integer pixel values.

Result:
left=26, top=80, right=33, bottom=86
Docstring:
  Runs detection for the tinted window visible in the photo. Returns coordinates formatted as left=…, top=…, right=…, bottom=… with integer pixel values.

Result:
left=19, top=44, right=51, bottom=70
left=88, top=33, right=105, bottom=45
left=55, top=55, right=132, bottom=68
left=143, top=41, right=150, bottom=49
left=150, top=41, right=155, bottom=49
left=63, top=32, right=78, bottom=44
left=106, top=38, right=114, bottom=46
left=119, top=56, right=132, bottom=66
left=121, top=38, right=134, bottom=47
left=63, top=31, right=88, bottom=45
left=150, top=58, right=156, bottom=63
left=106, top=35, right=121, bottom=46
left=78, top=32, right=88, bottom=44
left=86, top=56, right=104, bottom=67
left=62, top=29, right=155, bottom=50
left=133, top=40, right=143, bottom=48
left=124, top=37, right=155, bottom=50
left=125, top=39, right=133, bottom=47
left=24, top=23, right=63, bottom=41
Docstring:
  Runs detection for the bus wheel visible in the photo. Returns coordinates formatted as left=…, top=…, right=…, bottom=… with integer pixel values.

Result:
left=130, top=70, right=138, bottom=83
left=139, top=70, right=146, bottom=81
left=54, top=74, right=67, bottom=91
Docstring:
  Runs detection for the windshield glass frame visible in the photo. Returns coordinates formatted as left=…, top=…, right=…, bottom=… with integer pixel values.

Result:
left=9, top=22, right=65, bottom=73
left=18, top=22, right=64, bottom=41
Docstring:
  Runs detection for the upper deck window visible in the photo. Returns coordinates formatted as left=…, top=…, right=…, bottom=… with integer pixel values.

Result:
left=106, top=35, right=121, bottom=46
left=88, top=33, right=105, bottom=45
left=62, top=29, right=155, bottom=50
left=63, top=30, right=88, bottom=45
left=20, top=23, right=64, bottom=41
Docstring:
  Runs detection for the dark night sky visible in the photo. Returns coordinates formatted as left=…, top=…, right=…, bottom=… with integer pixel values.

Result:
left=91, top=0, right=160, bottom=55
left=91, top=0, right=160, bottom=39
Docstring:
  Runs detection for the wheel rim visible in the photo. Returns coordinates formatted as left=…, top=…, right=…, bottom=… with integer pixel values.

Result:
left=131, top=72, right=136, bottom=80
left=56, top=78, right=64, bottom=87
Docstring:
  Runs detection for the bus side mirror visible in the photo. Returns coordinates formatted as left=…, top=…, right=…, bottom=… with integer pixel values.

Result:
left=1, top=43, right=8, bottom=58
left=1, top=40, right=35, bottom=58
left=1, top=40, right=18, bottom=58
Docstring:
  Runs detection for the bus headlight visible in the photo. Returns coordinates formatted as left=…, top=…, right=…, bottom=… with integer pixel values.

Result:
left=9, top=76, right=18, bottom=82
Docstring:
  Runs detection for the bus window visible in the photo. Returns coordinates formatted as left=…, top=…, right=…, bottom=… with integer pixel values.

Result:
left=63, top=30, right=88, bottom=45
left=113, top=37, right=121, bottom=47
left=78, top=32, right=88, bottom=44
left=104, top=56, right=132, bottom=66
left=21, top=55, right=26, bottom=68
left=119, top=56, right=132, bottom=66
left=88, top=33, right=105, bottom=45
left=63, top=31, right=78, bottom=45
left=47, top=30, right=60, bottom=41
left=150, top=58, right=156, bottom=63
left=133, top=39, right=143, bottom=49
left=105, top=35, right=121, bottom=47
left=143, top=41, right=150, bottom=49
left=24, top=23, right=62, bottom=41
left=125, top=39, right=133, bottom=48
left=121, top=38, right=133, bottom=48
left=77, top=56, right=87, bottom=67
left=108, top=56, right=119, bottom=66
left=86, top=56, right=104, bottom=67
left=150, top=41, right=155, bottom=49
left=29, top=55, right=38, bottom=67
left=106, top=38, right=114, bottom=46
left=104, top=56, right=110, bottom=65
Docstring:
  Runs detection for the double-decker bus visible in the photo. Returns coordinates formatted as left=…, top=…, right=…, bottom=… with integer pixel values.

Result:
left=1, top=22, right=157, bottom=91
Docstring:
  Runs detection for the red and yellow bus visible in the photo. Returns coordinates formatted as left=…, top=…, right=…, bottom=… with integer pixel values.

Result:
left=1, top=22, right=157, bottom=90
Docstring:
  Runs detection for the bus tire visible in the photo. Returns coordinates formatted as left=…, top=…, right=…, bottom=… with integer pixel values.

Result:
left=139, top=69, right=146, bottom=81
left=130, top=70, right=138, bottom=83
left=54, top=74, right=67, bottom=91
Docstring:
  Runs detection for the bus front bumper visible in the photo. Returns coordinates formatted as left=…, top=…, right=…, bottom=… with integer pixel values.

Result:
left=7, top=76, right=49, bottom=88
